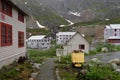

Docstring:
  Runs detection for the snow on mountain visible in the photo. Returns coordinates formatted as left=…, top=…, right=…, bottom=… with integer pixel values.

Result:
left=68, top=11, right=81, bottom=17
left=65, top=19, right=74, bottom=25
left=59, top=19, right=74, bottom=27
left=36, top=21, right=46, bottom=28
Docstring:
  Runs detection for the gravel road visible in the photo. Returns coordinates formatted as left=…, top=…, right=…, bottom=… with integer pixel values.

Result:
left=36, top=58, right=57, bottom=80
left=85, top=52, right=120, bottom=63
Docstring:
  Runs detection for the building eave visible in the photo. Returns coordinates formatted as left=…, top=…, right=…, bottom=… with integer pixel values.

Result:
left=7, top=0, right=29, bottom=16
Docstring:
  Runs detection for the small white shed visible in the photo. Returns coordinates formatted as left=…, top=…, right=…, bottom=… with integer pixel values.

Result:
left=63, top=32, right=89, bottom=55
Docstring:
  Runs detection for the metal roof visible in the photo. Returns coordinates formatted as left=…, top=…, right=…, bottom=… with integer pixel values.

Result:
left=56, top=32, right=76, bottom=35
left=106, top=24, right=120, bottom=29
left=108, top=36, right=120, bottom=39
left=28, top=35, right=45, bottom=40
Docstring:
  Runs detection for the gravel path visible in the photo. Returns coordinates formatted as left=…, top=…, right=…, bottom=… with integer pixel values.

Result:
left=85, top=51, right=120, bottom=63
left=36, top=58, right=57, bottom=80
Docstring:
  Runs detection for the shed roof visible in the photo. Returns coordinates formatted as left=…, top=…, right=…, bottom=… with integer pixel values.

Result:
left=56, top=32, right=76, bottom=35
left=64, top=32, right=89, bottom=45
left=28, top=35, right=45, bottom=40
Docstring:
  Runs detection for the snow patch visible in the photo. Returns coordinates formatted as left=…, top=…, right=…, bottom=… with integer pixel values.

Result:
left=68, top=11, right=81, bottom=17
left=59, top=25, right=65, bottom=27
left=36, top=21, right=45, bottom=28
left=25, top=2, right=27, bottom=5
left=65, top=19, right=74, bottom=25
left=59, top=19, right=74, bottom=27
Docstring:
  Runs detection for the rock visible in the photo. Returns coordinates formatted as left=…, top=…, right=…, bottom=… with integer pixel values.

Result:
left=111, top=63, right=118, bottom=70
left=15, top=68, right=21, bottom=72
left=31, top=72, right=38, bottom=78
left=80, top=69, right=88, bottom=75
left=91, top=58, right=101, bottom=63
left=101, top=47, right=108, bottom=52
left=115, top=69, right=120, bottom=73
left=32, top=63, right=42, bottom=69
left=109, top=58, right=120, bottom=65
left=29, top=78, right=34, bottom=80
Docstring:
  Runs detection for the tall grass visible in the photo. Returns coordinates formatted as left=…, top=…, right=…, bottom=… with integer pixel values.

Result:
left=28, top=48, right=56, bottom=58
left=28, top=48, right=56, bottom=63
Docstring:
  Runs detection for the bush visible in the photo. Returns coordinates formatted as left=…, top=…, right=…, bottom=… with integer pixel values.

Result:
left=96, top=43, right=116, bottom=52
left=76, top=63, right=120, bottom=80
left=57, top=55, right=72, bottom=64
left=89, top=50, right=98, bottom=55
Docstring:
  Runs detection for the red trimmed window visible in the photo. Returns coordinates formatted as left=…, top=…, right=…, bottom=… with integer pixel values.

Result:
left=18, top=12, right=24, bottom=23
left=0, top=0, right=12, bottom=17
left=18, top=31, right=24, bottom=47
left=0, top=22, right=12, bottom=46
left=79, top=44, right=85, bottom=49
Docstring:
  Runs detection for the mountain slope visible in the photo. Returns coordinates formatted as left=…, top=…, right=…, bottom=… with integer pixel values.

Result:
left=12, top=0, right=69, bottom=29
left=12, top=0, right=120, bottom=27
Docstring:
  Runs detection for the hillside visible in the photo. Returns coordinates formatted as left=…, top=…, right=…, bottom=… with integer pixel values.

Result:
left=12, top=0, right=120, bottom=27
left=12, top=0, right=69, bottom=29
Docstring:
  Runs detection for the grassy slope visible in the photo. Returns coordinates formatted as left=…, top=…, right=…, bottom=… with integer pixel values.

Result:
left=72, top=18, right=120, bottom=27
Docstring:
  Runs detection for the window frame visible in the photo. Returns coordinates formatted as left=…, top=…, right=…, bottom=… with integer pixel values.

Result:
left=79, top=44, right=85, bottom=50
left=18, top=11, right=24, bottom=23
left=0, top=0, right=12, bottom=17
left=0, top=22, right=12, bottom=47
left=18, top=31, right=24, bottom=48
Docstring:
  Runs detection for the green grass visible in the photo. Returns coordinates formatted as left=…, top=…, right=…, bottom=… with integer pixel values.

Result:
left=55, top=52, right=120, bottom=80
left=28, top=48, right=56, bottom=63
left=79, top=63, right=120, bottom=80
left=71, top=18, right=120, bottom=27
left=28, top=48, right=56, bottom=58
left=27, top=28, right=50, bottom=36
left=0, top=62, right=32, bottom=80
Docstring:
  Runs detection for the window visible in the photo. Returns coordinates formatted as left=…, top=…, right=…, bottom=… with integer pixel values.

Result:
left=18, top=11, right=24, bottom=22
left=0, top=0, right=12, bottom=17
left=18, top=31, right=24, bottom=47
left=42, top=43, right=44, bottom=45
left=79, top=44, right=85, bottom=49
left=0, top=22, right=12, bottom=46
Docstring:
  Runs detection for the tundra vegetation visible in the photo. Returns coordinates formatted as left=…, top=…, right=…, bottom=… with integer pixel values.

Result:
left=56, top=55, right=120, bottom=80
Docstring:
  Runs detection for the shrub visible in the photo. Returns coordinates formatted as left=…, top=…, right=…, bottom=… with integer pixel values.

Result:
left=89, top=50, right=98, bottom=55
left=77, top=63, right=120, bottom=80
left=96, top=43, right=116, bottom=52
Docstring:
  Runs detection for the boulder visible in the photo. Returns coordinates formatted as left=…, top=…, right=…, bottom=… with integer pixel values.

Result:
left=29, top=78, right=34, bottom=80
left=109, top=58, right=120, bottom=65
left=101, top=47, right=108, bottom=52
left=115, top=69, right=120, bottom=73
left=111, top=63, right=118, bottom=70
left=31, top=72, right=38, bottom=78
left=32, top=63, right=42, bottom=69
left=91, top=58, right=101, bottom=63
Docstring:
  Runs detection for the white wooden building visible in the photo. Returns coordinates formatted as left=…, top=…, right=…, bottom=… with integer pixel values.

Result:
left=104, top=24, right=120, bottom=45
left=0, top=0, right=27, bottom=68
left=56, top=32, right=76, bottom=45
left=63, top=32, right=89, bottom=55
left=27, top=35, right=51, bottom=50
